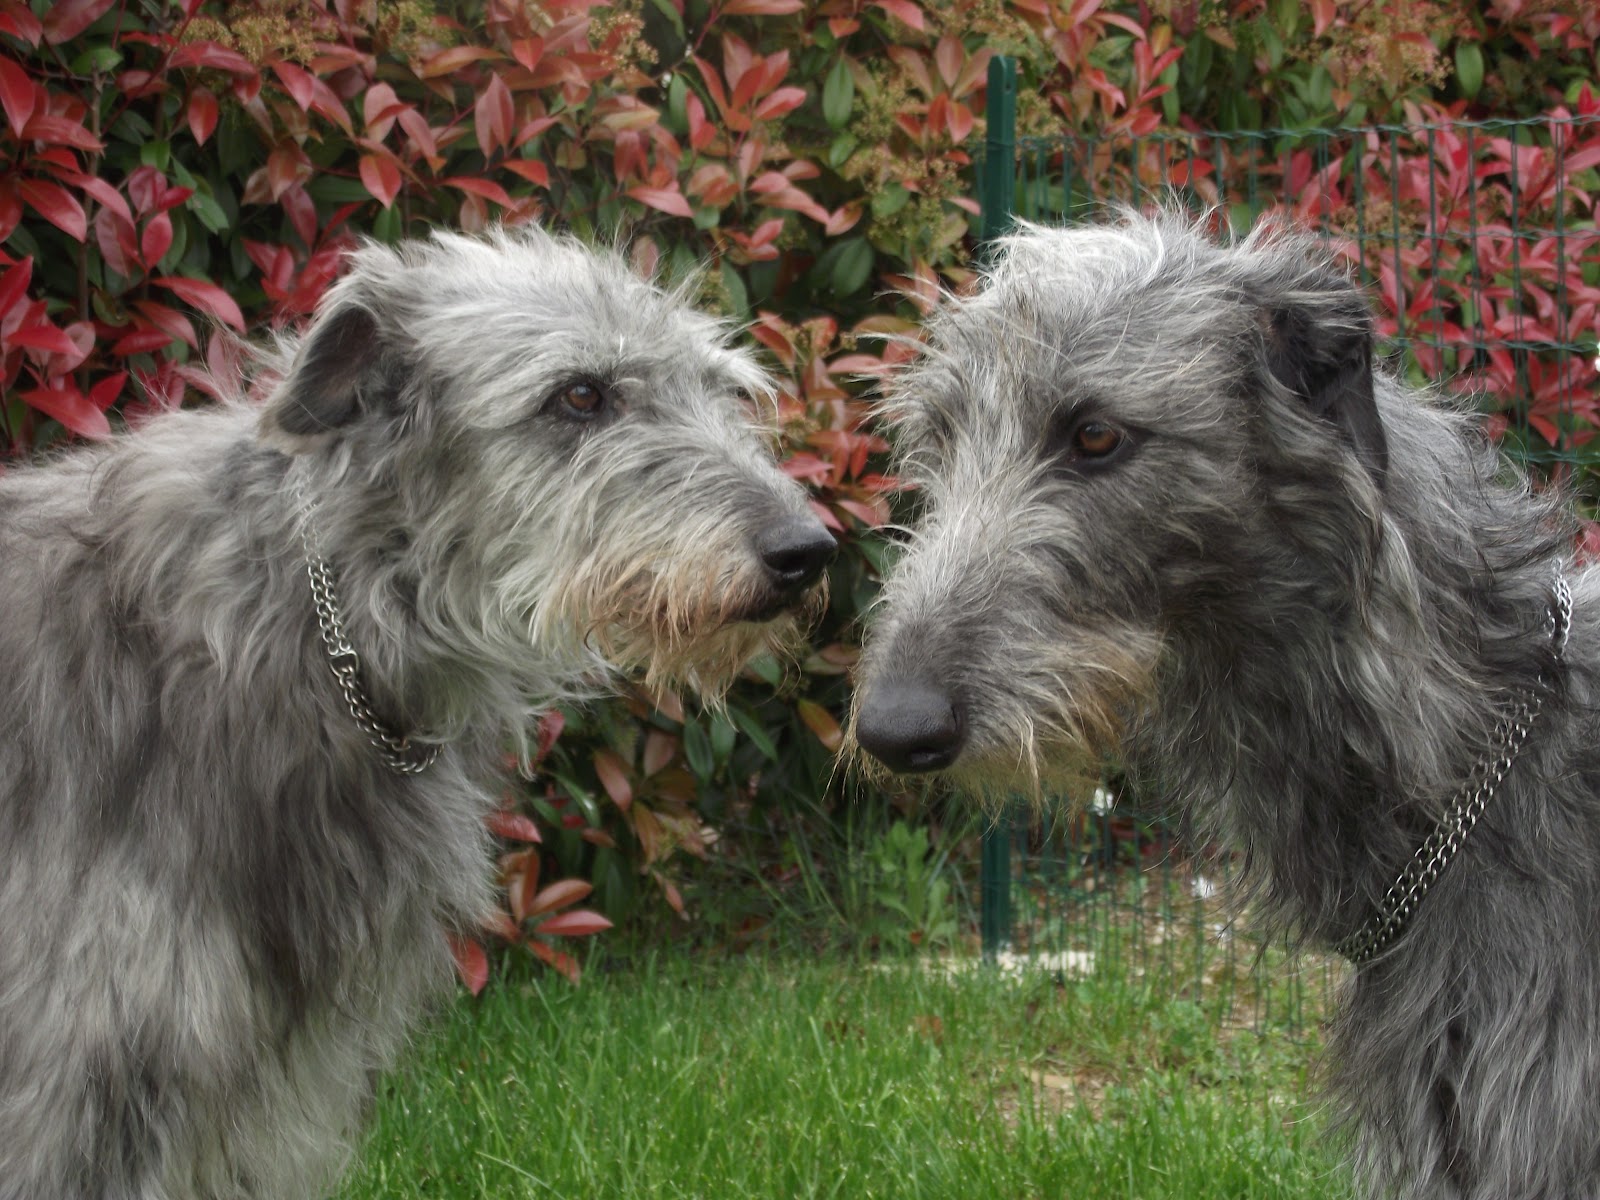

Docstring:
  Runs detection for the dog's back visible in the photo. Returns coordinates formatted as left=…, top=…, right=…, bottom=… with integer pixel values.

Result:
left=0, top=406, right=486, bottom=1198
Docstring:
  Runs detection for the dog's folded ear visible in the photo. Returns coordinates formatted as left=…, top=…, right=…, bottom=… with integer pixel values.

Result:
left=260, top=296, right=408, bottom=453
left=1258, top=268, right=1388, bottom=487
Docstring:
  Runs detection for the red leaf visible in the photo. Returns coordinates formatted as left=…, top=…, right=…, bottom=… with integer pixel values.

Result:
left=871, top=0, right=925, bottom=29
left=486, top=810, right=542, bottom=842
left=89, top=370, right=127, bottom=410
left=187, top=88, right=219, bottom=145
left=447, top=934, right=490, bottom=995
left=271, top=60, right=315, bottom=111
left=140, top=212, right=173, bottom=269
left=721, top=0, right=803, bottom=12
left=537, top=910, right=613, bottom=937
left=21, top=385, right=110, bottom=438
left=441, top=176, right=515, bottom=207
left=510, top=36, right=544, bottom=71
left=0, top=54, right=37, bottom=135
left=536, top=709, right=566, bottom=761
left=796, top=699, right=844, bottom=751
left=112, top=328, right=175, bottom=356
left=643, top=729, right=678, bottom=776
left=0, top=3, right=44, bottom=45
left=934, top=36, right=964, bottom=88
left=511, top=865, right=540, bottom=923
left=279, top=185, right=318, bottom=248
left=17, top=179, right=86, bottom=241
left=153, top=275, right=246, bottom=332
left=500, top=159, right=550, bottom=188
left=592, top=749, right=633, bottom=811
left=20, top=113, right=102, bottom=151
left=396, top=108, right=438, bottom=161
left=41, top=0, right=114, bottom=43
left=474, top=73, right=514, bottom=158
left=54, top=170, right=132, bottom=226
left=657, top=873, right=686, bottom=915
left=0, top=255, right=32, bottom=318
left=418, top=45, right=502, bottom=79
left=526, top=878, right=593, bottom=918
left=527, top=938, right=580, bottom=983
left=7, top=322, right=76, bottom=354
left=167, top=40, right=257, bottom=75
left=946, top=101, right=975, bottom=143
left=628, top=185, right=693, bottom=218
left=93, top=207, right=137, bottom=278
left=754, top=86, right=807, bottom=121
left=0, top=182, right=20, bottom=240
left=132, top=299, right=198, bottom=347
left=358, top=153, right=402, bottom=209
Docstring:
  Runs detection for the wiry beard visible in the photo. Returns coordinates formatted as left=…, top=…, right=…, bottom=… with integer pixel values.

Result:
left=549, top=559, right=827, bottom=699
left=847, top=622, right=1161, bottom=810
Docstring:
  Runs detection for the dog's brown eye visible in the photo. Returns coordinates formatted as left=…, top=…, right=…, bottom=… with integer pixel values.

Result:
left=552, top=380, right=608, bottom=420
left=1072, top=421, right=1123, bottom=457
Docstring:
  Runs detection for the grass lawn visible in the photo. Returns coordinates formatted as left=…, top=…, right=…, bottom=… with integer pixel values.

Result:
left=337, top=950, right=1354, bottom=1199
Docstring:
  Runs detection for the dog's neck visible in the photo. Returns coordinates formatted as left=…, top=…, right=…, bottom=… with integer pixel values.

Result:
left=1133, top=557, right=1574, bottom=948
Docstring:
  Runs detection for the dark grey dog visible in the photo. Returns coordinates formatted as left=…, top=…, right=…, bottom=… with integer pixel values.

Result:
left=853, top=210, right=1600, bottom=1199
left=0, top=228, right=833, bottom=1199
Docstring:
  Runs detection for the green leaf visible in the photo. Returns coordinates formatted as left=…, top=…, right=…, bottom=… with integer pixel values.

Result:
left=138, top=138, right=171, bottom=170
left=549, top=770, right=601, bottom=826
left=70, top=44, right=122, bottom=74
left=720, top=260, right=749, bottom=320
left=187, top=188, right=230, bottom=234
left=666, top=72, right=689, bottom=134
left=828, top=236, right=873, bottom=297
left=710, top=713, right=737, bottom=762
left=854, top=534, right=902, bottom=576
left=646, top=0, right=686, bottom=39
left=308, top=175, right=374, bottom=205
left=823, top=57, right=854, bottom=130
left=1308, top=64, right=1333, bottom=112
left=372, top=202, right=402, bottom=243
left=730, top=706, right=779, bottom=762
left=1455, top=41, right=1484, bottom=100
left=683, top=719, right=714, bottom=780
left=745, top=653, right=782, bottom=688
left=870, top=183, right=909, bottom=220
left=826, top=132, right=858, bottom=170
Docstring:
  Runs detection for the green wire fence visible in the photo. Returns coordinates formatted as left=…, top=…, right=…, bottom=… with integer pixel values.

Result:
left=975, top=56, right=1600, bottom=1031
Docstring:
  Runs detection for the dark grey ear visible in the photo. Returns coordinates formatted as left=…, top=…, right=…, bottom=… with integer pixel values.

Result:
left=260, top=304, right=403, bottom=451
left=1262, top=276, right=1388, bottom=486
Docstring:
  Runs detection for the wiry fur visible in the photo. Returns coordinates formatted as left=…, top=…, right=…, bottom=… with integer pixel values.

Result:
left=0, top=226, right=830, bottom=1199
left=853, top=210, right=1600, bottom=1199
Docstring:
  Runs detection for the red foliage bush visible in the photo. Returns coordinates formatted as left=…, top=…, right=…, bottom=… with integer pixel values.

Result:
left=3, top=0, right=1596, bottom=981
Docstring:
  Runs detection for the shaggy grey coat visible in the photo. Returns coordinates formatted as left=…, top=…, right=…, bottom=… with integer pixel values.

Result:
left=853, top=211, right=1600, bottom=1199
left=0, top=228, right=831, bottom=1199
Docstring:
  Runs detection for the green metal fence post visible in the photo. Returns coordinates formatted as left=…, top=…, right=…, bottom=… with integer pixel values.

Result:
left=978, top=54, right=1017, bottom=961
left=979, top=55, right=1017, bottom=248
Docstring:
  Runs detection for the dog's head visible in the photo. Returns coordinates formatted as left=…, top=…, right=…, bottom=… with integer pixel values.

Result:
left=260, top=227, right=833, bottom=705
left=850, top=210, right=1388, bottom=801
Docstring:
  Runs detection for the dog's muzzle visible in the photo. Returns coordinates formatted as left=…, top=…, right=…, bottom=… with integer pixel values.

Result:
left=739, top=516, right=836, bottom=621
left=854, top=677, right=968, bottom=773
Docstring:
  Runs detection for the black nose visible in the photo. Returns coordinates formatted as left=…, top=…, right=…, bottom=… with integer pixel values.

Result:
left=756, top=517, right=836, bottom=593
left=854, top=679, right=966, bottom=774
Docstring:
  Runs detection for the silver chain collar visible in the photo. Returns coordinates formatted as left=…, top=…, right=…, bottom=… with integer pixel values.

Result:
left=1335, top=570, right=1573, bottom=965
left=294, top=479, right=441, bottom=776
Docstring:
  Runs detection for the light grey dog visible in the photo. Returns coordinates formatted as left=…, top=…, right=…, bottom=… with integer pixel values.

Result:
left=853, top=210, right=1600, bottom=1199
left=0, top=227, right=833, bottom=1199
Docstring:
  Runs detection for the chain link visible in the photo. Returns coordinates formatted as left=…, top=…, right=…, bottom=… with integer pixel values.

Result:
left=1336, top=570, right=1573, bottom=964
left=294, top=479, right=440, bottom=776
